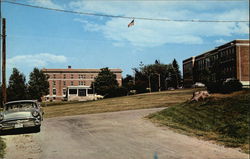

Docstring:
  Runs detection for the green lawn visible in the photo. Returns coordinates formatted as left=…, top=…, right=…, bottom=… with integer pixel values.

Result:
left=0, top=137, right=5, bottom=158
left=147, top=90, right=250, bottom=153
left=44, top=89, right=195, bottom=118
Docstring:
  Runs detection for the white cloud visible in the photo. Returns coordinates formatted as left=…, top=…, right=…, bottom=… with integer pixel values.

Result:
left=8, top=53, right=67, bottom=69
left=214, top=39, right=228, bottom=44
left=29, top=0, right=63, bottom=9
left=69, top=1, right=249, bottom=47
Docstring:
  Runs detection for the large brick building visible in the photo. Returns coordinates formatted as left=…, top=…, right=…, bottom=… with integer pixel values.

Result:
left=183, top=39, right=249, bottom=87
left=42, top=67, right=122, bottom=101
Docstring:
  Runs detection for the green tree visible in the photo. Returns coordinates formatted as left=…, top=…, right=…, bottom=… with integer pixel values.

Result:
left=141, top=61, right=170, bottom=91
left=28, top=68, right=49, bottom=101
left=7, top=68, right=27, bottom=101
left=122, top=75, right=134, bottom=94
left=171, top=59, right=182, bottom=88
left=92, top=67, right=119, bottom=98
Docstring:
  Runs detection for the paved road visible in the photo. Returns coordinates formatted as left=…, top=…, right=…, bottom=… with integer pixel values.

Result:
left=2, top=108, right=249, bottom=159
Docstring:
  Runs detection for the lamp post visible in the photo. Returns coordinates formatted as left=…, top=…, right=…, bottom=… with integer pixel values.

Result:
left=148, top=74, right=151, bottom=93
left=158, top=73, right=161, bottom=92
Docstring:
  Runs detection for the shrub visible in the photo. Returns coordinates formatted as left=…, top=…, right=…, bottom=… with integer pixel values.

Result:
left=222, top=79, right=242, bottom=94
left=105, top=87, right=128, bottom=98
left=206, top=79, right=242, bottom=94
left=206, top=82, right=222, bottom=93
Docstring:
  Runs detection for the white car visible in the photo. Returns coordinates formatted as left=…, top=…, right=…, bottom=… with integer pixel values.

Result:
left=0, top=100, right=43, bottom=132
left=192, top=82, right=205, bottom=88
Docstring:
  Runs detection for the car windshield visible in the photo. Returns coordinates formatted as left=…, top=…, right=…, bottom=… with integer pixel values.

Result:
left=5, top=102, right=37, bottom=111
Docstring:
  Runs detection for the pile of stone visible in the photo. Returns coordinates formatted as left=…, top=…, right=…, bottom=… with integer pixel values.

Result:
left=191, top=91, right=210, bottom=102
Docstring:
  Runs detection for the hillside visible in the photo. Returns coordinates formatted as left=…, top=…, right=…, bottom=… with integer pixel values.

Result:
left=43, top=89, right=195, bottom=118
left=148, top=90, right=250, bottom=153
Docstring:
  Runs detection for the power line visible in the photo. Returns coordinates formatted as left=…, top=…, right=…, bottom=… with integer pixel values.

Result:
left=1, top=0, right=249, bottom=23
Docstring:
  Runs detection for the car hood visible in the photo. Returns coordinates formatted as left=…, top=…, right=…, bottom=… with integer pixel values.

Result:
left=2, top=110, right=33, bottom=121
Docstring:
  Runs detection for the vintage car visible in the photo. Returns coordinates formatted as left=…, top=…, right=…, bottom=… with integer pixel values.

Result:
left=0, top=100, right=43, bottom=132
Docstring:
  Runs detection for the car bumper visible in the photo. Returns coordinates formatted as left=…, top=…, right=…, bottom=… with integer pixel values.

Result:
left=0, top=119, right=41, bottom=130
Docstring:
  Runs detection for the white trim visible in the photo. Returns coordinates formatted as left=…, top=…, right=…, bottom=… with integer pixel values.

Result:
left=68, top=86, right=91, bottom=89
left=240, top=81, right=250, bottom=86
left=48, top=78, right=122, bottom=81
left=45, top=95, right=64, bottom=98
left=235, top=43, right=249, bottom=46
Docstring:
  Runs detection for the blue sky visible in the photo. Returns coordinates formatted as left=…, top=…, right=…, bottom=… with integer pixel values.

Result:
left=1, top=0, right=249, bottom=80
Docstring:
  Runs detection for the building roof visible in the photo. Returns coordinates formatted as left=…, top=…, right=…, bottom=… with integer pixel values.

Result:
left=42, top=68, right=122, bottom=73
left=182, top=39, right=249, bottom=62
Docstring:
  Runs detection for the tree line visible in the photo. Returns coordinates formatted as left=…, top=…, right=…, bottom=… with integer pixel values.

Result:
left=93, top=59, right=182, bottom=98
left=0, top=68, right=49, bottom=106
left=123, top=59, right=182, bottom=94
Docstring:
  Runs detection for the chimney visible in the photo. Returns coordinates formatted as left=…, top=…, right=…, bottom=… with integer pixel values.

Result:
left=68, top=65, right=71, bottom=69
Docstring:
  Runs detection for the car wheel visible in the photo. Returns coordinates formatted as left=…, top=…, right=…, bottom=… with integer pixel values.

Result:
left=33, top=126, right=41, bottom=133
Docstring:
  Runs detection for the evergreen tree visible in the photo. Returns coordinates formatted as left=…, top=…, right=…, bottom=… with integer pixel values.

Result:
left=28, top=68, right=49, bottom=101
left=171, top=59, right=182, bottom=88
left=92, top=67, right=119, bottom=97
left=122, top=74, right=134, bottom=92
left=7, top=68, right=27, bottom=101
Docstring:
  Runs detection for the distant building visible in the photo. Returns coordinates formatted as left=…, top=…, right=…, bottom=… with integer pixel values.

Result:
left=183, top=39, right=249, bottom=88
left=42, top=66, right=122, bottom=101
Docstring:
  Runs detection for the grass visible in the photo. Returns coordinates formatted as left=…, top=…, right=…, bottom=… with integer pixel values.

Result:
left=147, top=90, right=250, bottom=153
left=43, top=88, right=195, bottom=118
left=0, top=137, right=5, bottom=158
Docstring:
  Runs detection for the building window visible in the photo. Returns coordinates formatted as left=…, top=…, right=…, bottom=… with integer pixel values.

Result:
left=53, top=88, right=56, bottom=95
left=69, top=89, right=77, bottom=95
left=78, top=89, right=86, bottom=96
left=53, top=81, right=56, bottom=87
left=63, top=88, right=66, bottom=95
left=79, top=74, right=84, bottom=79
left=71, top=74, right=74, bottom=79
left=90, top=75, right=94, bottom=79
left=70, top=81, right=74, bottom=86
left=79, top=81, right=84, bottom=85
left=53, top=74, right=56, bottom=79
left=63, top=74, right=66, bottom=79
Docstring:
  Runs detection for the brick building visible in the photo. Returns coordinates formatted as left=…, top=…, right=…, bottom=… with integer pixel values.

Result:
left=183, top=39, right=249, bottom=87
left=42, top=67, right=122, bottom=101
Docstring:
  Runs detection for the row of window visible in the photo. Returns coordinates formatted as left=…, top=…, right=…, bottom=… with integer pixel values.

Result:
left=50, top=74, right=96, bottom=79
left=52, top=81, right=87, bottom=87
left=52, top=88, right=87, bottom=96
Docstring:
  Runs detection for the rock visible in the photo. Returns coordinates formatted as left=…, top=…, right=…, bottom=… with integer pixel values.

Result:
left=191, top=91, right=210, bottom=102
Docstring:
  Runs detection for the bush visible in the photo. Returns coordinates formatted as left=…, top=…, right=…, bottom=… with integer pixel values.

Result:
left=206, top=79, right=242, bottom=94
left=222, top=79, right=242, bottom=93
left=105, top=87, right=128, bottom=98
left=206, top=82, right=222, bottom=93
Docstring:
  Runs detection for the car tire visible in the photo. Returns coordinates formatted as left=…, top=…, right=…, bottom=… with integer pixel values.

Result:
left=33, top=125, right=41, bottom=133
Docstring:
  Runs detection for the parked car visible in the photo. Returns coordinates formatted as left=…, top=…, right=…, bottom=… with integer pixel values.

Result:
left=168, top=87, right=175, bottom=90
left=192, top=82, right=205, bottom=88
left=0, top=100, right=43, bottom=132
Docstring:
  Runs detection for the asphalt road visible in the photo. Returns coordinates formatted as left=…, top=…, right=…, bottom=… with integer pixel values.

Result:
left=2, top=108, right=249, bottom=159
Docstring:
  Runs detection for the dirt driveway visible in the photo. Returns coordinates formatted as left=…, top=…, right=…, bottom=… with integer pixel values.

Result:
left=2, top=108, right=248, bottom=159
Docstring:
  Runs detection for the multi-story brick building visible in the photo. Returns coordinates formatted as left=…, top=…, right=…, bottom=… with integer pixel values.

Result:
left=42, top=66, right=122, bottom=101
left=183, top=39, right=249, bottom=87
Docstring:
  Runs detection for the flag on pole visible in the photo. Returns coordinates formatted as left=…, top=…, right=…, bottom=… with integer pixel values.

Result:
left=128, top=19, right=135, bottom=27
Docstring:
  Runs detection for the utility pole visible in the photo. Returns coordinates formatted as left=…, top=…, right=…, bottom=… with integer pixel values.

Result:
left=1, top=18, right=7, bottom=105
left=158, top=73, right=161, bottom=92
